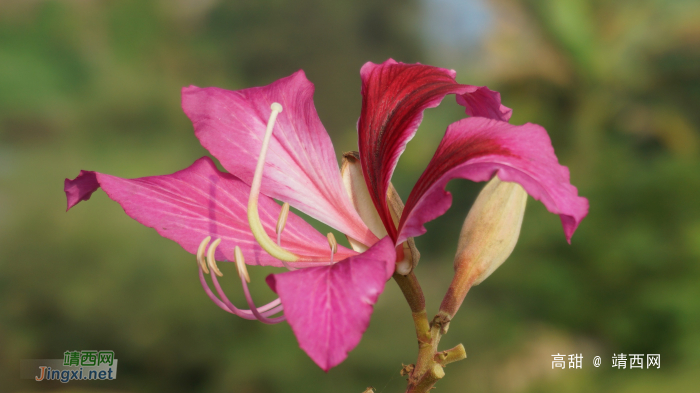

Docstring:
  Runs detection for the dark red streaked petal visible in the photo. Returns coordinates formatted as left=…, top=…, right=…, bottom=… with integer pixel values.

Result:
left=64, top=157, right=355, bottom=267
left=396, top=117, right=588, bottom=244
left=358, top=59, right=511, bottom=240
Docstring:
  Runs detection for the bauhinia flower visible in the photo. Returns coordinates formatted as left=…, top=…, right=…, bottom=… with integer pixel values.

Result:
left=64, top=59, right=588, bottom=372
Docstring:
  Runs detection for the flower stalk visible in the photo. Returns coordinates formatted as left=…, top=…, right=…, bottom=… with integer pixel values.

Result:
left=393, top=272, right=467, bottom=393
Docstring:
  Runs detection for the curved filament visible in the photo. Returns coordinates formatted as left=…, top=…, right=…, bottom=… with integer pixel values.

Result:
left=246, top=103, right=335, bottom=264
left=276, top=222, right=298, bottom=271
left=198, top=266, right=284, bottom=321
left=233, top=245, right=286, bottom=324
left=196, top=237, right=285, bottom=323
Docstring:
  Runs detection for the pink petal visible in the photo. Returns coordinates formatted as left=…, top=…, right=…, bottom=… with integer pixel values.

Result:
left=456, top=86, right=512, bottom=122
left=266, top=237, right=396, bottom=371
left=182, top=72, right=377, bottom=248
left=396, top=117, right=589, bottom=244
left=64, top=157, right=355, bottom=267
left=358, top=59, right=511, bottom=241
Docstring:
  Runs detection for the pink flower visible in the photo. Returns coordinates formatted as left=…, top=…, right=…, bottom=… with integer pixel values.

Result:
left=64, top=59, right=588, bottom=371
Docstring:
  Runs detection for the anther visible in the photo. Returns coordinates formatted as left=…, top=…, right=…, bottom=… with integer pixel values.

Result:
left=234, top=246, right=250, bottom=283
left=327, top=232, right=338, bottom=254
left=276, top=202, right=290, bottom=245
left=327, top=232, right=338, bottom=264
left=206, top=238, right=223, bottom=277
left=197, top=236, right=211, bottom=274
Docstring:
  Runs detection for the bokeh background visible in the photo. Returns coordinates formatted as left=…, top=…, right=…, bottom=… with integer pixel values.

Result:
left=1, top=0, right=699, bottom=392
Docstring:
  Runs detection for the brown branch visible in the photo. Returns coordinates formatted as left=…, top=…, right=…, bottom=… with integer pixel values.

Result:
left=393, top=272, right=467, bottom=393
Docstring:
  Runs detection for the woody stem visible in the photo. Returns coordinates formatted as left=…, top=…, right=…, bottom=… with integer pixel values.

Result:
left=393, top=272, right=430, bottom=346
left=393, top=272, right=467, bottom=393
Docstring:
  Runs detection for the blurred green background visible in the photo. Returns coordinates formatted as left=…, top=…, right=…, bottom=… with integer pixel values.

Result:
left=1, top=0, right=699, bottom=392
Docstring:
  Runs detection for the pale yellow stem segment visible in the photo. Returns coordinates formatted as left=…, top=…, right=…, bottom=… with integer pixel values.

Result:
left=247, top=103, right=299, bottom=262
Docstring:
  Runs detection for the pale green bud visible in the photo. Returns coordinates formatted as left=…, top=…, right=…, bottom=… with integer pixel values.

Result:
left=454, top=175, right=527, bottom=285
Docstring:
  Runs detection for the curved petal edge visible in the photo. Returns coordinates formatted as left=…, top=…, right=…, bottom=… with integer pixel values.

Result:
left=266, top=237, right=396, bottom=371
left=64, top=157, right=355, bottom=267
left=358, top=59, right=512, bottom=241
left=397, top=117, right=589, bottom=244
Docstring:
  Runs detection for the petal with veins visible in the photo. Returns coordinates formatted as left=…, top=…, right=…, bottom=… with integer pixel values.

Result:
left=266, top=237, right=396, bottom=371
left=358, top=59, right=511, bottom=240
left=397, top=117, right=588, bottom=245
left=64, top=157, right=355, bottom=267
left=182, top=72, right=377, bottom=247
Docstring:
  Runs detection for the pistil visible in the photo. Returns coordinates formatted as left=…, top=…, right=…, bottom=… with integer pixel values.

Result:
left=246, top=103, right=339, bottom=264
left=247, top=103, right=299, bottom=262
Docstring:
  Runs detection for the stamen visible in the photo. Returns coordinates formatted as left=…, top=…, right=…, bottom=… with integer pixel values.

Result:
left=233, top=245, right=285, bottom=324
left=276, top=202, right=290, bottom=246
left=275, top=202, right=297, bottom=271
left=327, top=232, right=338, bottom=265
left=247, top=103, right=300, bottom=262
left=234, top=246, right=250, bottom=283
left=198, top=265, right=285, bottom=321
left=196, top=242, right=285, bottom=323
left=196, top=236, right=211, bottom=274
left=274, top=210, right=298, bottom=271
left=206, top=238, right=223, bottom=277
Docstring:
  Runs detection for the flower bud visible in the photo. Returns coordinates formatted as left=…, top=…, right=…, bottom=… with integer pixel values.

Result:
left=453, top=175, right=527, bottom=285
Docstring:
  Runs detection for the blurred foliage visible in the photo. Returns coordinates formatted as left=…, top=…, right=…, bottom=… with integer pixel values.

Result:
left=0, top=0, right=698, bottom=392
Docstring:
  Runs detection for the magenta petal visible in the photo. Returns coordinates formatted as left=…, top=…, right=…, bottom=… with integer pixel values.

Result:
left=397, top=117, right=589, bottom=244
left=456, top=86, right=513, bottom=122
left=266, top=237, right=396, bottom=371
left=182, top=72, right=377, bottom=248
left=358, top=59, right=511, bottom=240
left=64, top=157, right=355, bottom=267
